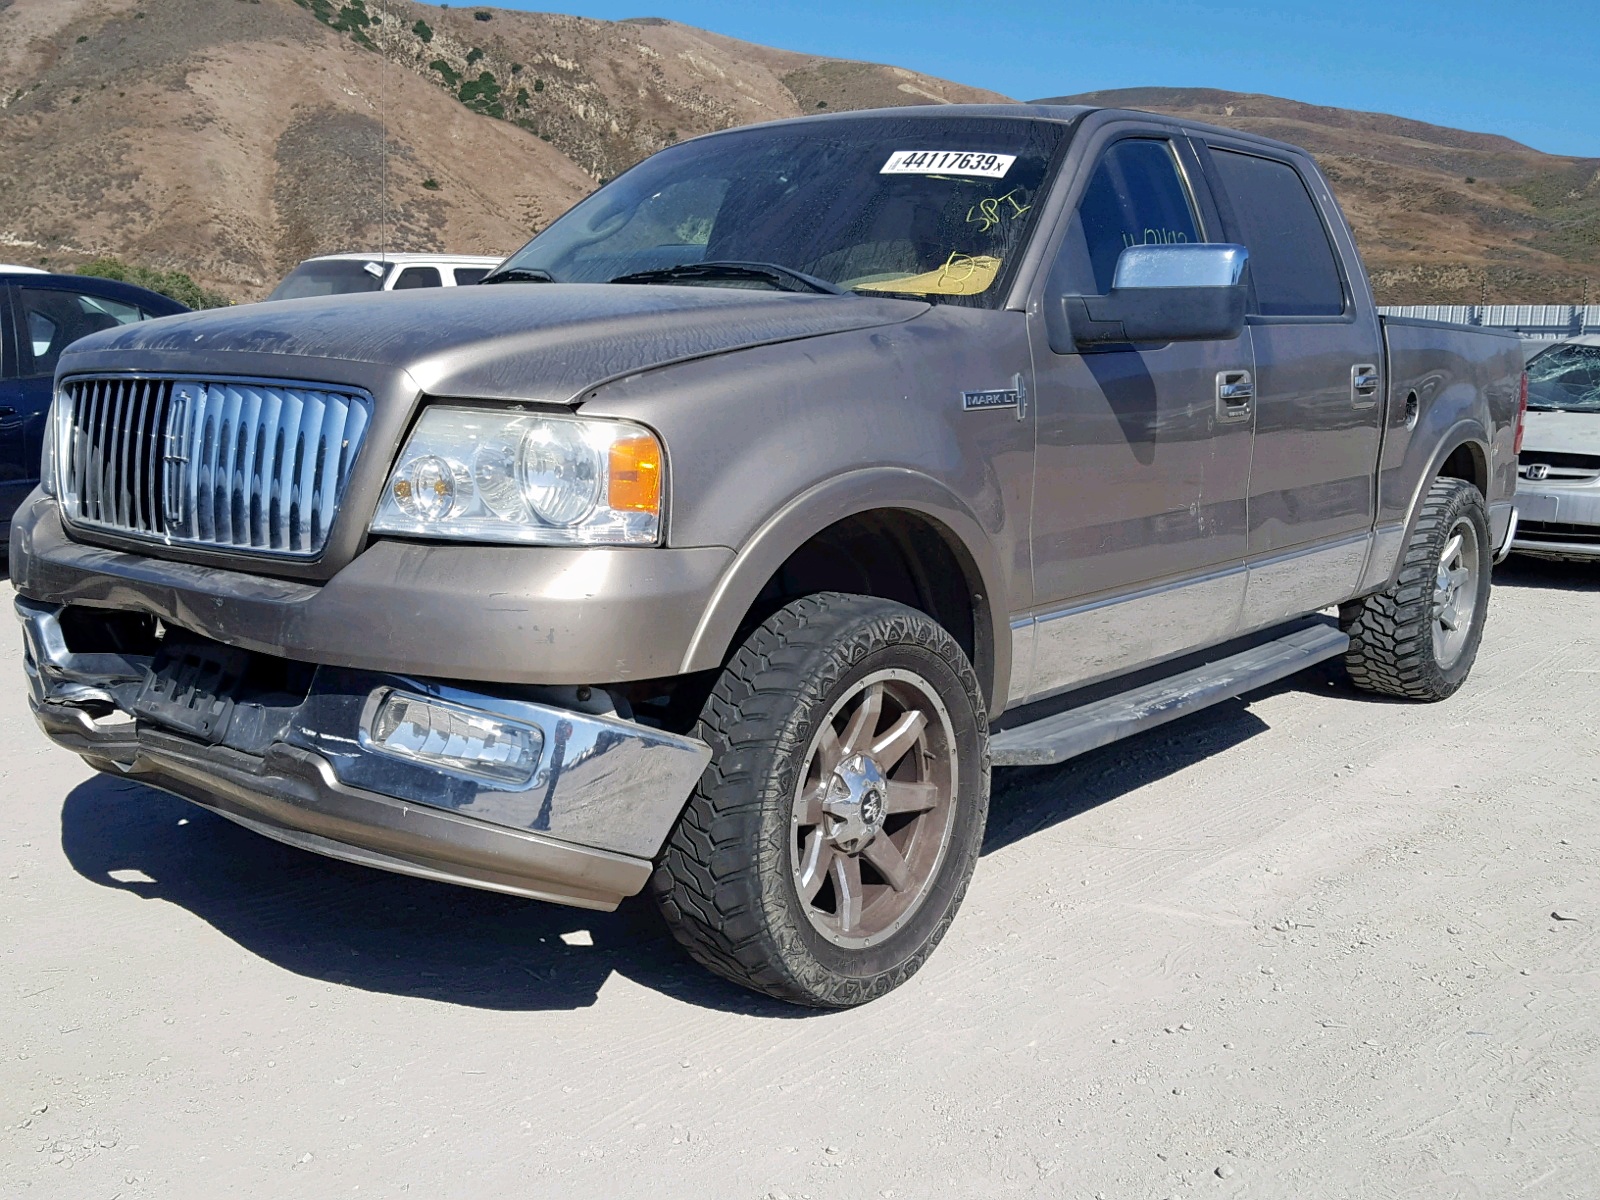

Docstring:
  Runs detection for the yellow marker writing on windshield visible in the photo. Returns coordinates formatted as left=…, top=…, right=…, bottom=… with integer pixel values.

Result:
left=967, top=189, right=1031, bottom=233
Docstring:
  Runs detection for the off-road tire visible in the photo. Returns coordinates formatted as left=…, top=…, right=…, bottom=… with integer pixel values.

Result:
left=1340, top=478, right=1492, bottom=701
left=650, top=592, right=990, bottom=1008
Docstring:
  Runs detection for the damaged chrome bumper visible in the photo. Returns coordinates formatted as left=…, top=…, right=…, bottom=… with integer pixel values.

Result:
left=18, top=597, right=710, bottom=911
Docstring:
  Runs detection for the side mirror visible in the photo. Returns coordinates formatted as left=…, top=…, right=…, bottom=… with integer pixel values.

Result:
left=1048, top=243, right=1250, bottom=352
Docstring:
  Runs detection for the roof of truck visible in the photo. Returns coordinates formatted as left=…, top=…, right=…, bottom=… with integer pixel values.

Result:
left=677, top=101, right=1312, bottom=161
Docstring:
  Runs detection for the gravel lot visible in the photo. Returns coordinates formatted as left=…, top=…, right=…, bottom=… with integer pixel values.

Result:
left=2, top=560, right=1596, bottom=1199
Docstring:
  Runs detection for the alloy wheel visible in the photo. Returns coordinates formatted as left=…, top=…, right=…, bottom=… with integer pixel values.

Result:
left=790, top=668, right=958, bottom=949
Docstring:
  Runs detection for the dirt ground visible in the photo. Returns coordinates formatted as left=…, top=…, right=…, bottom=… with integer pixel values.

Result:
left=1, top=559, right=1596, bottom=1199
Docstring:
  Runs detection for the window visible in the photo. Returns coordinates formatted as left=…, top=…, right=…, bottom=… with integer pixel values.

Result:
left=453, top=267, right=491, bottom=286
left=266, top=259, right=386, bottom=301
left=17, top=288, right=145, bottom=378
left=493, top=116, right=1066, bottom=307
left=1056, top=139, right=1201, bottom=296
left=1526, top=343, right=1600, bottom=412
left=1208, top=149, right=1345, bottom=317
left=392, top=266, right=442, bottom=290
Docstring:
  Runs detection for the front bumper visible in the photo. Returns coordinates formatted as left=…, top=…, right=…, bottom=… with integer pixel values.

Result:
left=1510, top=484, right=1600, bottom=560
left=19, top=599, right=711, bottom=910
left=9, top=494, right=733, bottom=684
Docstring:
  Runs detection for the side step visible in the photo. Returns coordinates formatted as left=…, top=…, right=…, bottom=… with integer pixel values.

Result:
left=990, top=624, right=1350, bottom=768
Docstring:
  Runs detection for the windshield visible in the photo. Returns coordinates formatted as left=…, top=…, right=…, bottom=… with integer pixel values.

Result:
left=266, top=259, right=388, bottom=301
left=492, top=116, right=1067, bottom=305
left=1527, top=343, right=1600, bottom=412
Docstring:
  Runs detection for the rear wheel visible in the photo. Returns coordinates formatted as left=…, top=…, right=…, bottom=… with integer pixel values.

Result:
left=1341, top=477, right=1492, bottom=700
left=651, top=592, right=989, bottom=1008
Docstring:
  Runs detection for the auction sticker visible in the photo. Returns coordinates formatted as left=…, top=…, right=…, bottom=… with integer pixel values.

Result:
left=881, top=150, right=1016, bottom=179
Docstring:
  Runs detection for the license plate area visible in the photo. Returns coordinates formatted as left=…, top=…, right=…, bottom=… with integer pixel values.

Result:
left=133, top=635, right=253, bottom=744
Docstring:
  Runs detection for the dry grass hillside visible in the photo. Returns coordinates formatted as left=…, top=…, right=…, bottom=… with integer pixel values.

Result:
left=0, top=0, right=1002, bottom=299
left=1059, top=88, right=1600, bottom=305
left=1, top=4, right=1593, bottom=306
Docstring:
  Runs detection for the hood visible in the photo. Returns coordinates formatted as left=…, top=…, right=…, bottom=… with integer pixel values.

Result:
left=1522, top=409, right=1600, bottom=456
left=60, top=284, right=928, bottom=403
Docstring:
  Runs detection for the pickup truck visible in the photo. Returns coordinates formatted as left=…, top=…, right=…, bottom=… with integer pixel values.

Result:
left=11, top=103, right=1526, bottom=1008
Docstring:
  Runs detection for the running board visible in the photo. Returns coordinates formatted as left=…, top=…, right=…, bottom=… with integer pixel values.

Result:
left=990, top=624, right=1350, bottom=768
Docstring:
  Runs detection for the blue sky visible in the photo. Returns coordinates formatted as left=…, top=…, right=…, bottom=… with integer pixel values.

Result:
left=459, top=1, right=1599, bottom=157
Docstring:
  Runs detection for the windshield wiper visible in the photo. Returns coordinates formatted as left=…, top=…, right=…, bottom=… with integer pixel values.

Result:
left=479, top=267, right=557, bottom=284
left=608, top=261, right=847, bottom=295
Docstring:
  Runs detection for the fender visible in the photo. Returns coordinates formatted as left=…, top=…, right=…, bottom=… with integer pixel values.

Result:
left=1366, top=420, right=1491, bottom=593
left=1400, top=421, right=1489, bottom=536
left=679, top=468, right=1012, bottom=710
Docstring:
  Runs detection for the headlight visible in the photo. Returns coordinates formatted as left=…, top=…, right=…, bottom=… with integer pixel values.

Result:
left=370, top=408, right=663, bottom=545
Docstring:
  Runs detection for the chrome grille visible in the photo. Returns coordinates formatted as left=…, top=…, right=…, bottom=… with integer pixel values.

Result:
left=1519, top=450, right=1600, bottom=484
left=56, top=375, right=372, bottom=557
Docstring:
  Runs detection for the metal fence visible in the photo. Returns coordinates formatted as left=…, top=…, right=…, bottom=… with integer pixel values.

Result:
left=1378, top=305, right=1600, bottom=341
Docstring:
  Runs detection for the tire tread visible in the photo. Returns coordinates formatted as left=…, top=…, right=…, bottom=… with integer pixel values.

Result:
left=650, top=592, right=988, bottom=1008
left=1341, top=478, right=1490, bottom=701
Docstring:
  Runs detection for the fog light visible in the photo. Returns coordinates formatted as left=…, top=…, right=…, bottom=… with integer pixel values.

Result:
left=362, top=690, right=544, bottom=788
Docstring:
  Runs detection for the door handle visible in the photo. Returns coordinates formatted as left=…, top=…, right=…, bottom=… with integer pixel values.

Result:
left=1216, top=369, right=1253, bottom=423
left=1351, top=364, right=1380, bottom=408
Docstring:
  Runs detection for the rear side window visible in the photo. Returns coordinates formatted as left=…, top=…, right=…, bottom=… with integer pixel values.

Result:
left=453, top=267, right=490, bottom=286
left=1208, top=149, right=1346, bottom=317
left=392, top=266, right=442, bottom=290
left=1056, top=139, right=1201, bottom=296
left=17, top=288, right=145, bottom=378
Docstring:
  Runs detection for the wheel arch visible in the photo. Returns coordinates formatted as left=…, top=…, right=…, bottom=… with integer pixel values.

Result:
left=679, top=470, right=1011, bottom=711
left=1397, top=421, right=1491, bottom=546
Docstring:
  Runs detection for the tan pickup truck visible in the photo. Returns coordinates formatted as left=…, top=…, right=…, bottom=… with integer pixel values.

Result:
left=13, top=103, right=1525, bottom=1006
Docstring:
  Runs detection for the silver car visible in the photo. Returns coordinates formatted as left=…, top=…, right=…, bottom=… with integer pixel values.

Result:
left=1512, top=335, right=1600, bottom=560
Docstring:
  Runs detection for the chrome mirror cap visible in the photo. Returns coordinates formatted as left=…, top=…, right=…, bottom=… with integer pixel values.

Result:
left=1113, top=243, right=1250, bottom=290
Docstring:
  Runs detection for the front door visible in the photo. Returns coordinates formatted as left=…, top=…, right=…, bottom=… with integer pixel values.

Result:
left=1022, top=133, right=1256, bottom=705
left=1197, top=141, right=1385, bottom=630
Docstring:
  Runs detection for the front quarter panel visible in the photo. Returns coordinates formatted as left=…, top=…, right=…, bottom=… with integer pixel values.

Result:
left=580, top=305, right=1037, bottom=705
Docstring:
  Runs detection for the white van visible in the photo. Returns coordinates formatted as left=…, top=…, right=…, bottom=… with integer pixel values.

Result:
left=265, top=253, right=504, bottom=301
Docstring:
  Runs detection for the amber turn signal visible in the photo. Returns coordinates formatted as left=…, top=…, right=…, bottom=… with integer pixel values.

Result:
left=608, top=433, right=662, bottom=513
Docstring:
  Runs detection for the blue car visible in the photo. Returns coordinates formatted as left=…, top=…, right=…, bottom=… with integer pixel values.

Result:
left=0, top=270, right=188, bottom=540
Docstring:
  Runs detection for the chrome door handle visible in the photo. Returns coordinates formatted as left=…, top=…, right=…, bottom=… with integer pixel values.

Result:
left=1351, top=363, right=1380, bottom=407
left=1216, top=369, right=1253, bottom=423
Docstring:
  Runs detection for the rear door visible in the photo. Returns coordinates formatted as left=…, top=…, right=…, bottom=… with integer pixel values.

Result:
left=1194, top=139, right=1385, bottom=629
left=1022, top=128, right=1256, bottom=704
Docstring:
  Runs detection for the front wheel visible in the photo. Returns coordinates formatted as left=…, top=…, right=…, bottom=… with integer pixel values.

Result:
left=650, top=593, right=990, bottom=1008
left=1341, top=477, right=1492, bottom=701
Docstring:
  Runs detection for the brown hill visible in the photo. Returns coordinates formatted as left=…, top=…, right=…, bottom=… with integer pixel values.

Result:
left=1, top=6, right=1593, bottom=306
left=1057, top=88, right=1600, bottom=305
left=0, top=0, right=1003, bottom=299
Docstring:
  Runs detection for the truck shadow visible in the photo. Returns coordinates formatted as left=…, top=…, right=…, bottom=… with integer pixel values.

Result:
left=984, top=696, right=1270, bottom=853
left=59, top=686, right=1304, bottom=1015
left=1492, top=556, right=1600, bottom=593
left=58, top=775, right=790, bottom=1017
